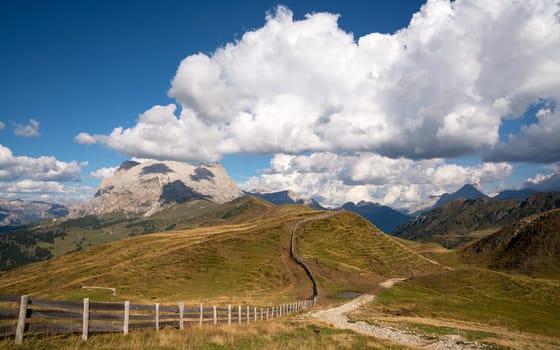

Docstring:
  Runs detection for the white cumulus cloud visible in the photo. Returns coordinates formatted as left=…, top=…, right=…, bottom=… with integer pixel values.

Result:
left=14, top=118, right=40, bottom=137
left=485, top=103, right=560, bottom=162
left=79, top=1, right=560, bottom=163
left=0, top=180, right=95, bottom=202
left=0, top=144, right=83, bottom=182
left=242, top=152, right=512, bottom=208
left=74, top=132, right=97, bottom=145
left=522, top=163, right=560, bottom=191
left=90, top=166, right=118, bottom=179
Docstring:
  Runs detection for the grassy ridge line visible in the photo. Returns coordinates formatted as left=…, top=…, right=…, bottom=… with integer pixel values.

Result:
left=1, top=197, right=274, bottom=271
left=290, top=210, right=342, bottom=300
left=297, top=211, right=445, bottom=300
left=0, top=203, right=320, bottom=304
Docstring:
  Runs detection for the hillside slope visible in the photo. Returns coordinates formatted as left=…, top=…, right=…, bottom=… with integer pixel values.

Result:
left=297, top=211, right=444, bottom=298
left=0, top=207, right=442, bottom=306
left=461, top=209, right=560, bottom=279
left=0, top=196, right=272, bottom=270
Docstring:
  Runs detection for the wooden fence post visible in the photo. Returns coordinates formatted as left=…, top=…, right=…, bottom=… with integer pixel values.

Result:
left=179, top=302, right=184, bottom=330
left=124, top=301, right=130, bottom=335
left=238, top=305, right=242, bottom=324
left=228, top=305, right=231, bottom=325
left=246, top=306, right=250, bottom=324
left=266, top=308, right=269, bottom=320
left=254, top=307, right=257, bottom=322
left=155, top=303, right=160, bottom=332
left=213, top=305, right=217, bottom=325
left=200, top=304, right=203, bottom=326
left=261, top=308, right=263, bottom=321
left=15, top=295, right=28, bottom=345
left=82, top=298, right=89, bottom=341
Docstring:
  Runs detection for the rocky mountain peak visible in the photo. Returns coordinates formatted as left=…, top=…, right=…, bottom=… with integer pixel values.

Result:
left=74, top=160, right=242, bottom=217
left=433, top=184, right=488, bottom=208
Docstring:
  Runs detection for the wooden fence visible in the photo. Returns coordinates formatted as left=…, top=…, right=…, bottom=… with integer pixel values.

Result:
left=0, top=295, right=315, bottom=344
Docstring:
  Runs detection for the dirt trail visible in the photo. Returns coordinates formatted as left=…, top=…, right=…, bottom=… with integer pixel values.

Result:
left=310, top=278, right=484, bottom=350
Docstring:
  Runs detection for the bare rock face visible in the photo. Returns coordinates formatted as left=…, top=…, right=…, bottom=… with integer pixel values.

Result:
left=73, top=160, right=242, bottom=217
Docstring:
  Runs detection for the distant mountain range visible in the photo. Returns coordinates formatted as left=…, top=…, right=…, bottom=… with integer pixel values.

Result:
left=407, top=185, right=539, bottom=216
left=392, top=191, right=560, bottom=248
left=492, top=188, right=537, bottom=200
left=249, top=190, right=325, bottom=210
left=340, top=201, right=412, bottom=233
left=1, top=158, right=557, bottom=235
left=249, top=191, right=412, bottom=233
left=433, top=184, right=488, bottom=208
left=0, top=199, right=74, bottom=227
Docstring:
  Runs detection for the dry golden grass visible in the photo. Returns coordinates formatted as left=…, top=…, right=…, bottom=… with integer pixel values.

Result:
left=0, top=320, right=415, bottom=350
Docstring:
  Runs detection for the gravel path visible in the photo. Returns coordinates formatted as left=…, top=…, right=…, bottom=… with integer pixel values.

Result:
left=310, top=278, right=485, bottom=350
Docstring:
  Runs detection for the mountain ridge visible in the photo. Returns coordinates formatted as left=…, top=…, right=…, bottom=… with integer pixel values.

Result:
left=0, top=199, right=74, bottom=227
left=250, top=189, right=325, bottom=210
left=392, top=191, right=560, bottom=247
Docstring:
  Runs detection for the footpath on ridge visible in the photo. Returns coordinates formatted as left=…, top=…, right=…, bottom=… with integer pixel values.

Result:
left=290, top=211, right=342, bottom=301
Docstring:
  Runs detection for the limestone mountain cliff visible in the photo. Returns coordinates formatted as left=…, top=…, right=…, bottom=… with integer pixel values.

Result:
left=73, top=160, right=243, bottom=217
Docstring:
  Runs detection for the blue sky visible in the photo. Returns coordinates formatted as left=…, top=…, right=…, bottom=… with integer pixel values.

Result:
left=1, top=0, right=559, bottom=208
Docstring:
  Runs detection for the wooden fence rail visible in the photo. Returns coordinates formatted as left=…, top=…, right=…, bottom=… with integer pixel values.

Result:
left=0, top=295, right=315, bottom=344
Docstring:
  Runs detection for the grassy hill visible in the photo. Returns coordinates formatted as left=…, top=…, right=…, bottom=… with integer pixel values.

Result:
left=0, top=206, right=443, bottom=307
left=392, top=191, right=560, bottom=248
left=461, top=209, right=560, bottom=279
left=0, top=196, right=275, bottom=270
left=297, top=211, right=444, bottom=299
left=350, top=268, right=560, bottom=348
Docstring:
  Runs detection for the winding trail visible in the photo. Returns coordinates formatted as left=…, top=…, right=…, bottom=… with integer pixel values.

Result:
left=290, top=210, right=342, bottom=301
left=310, top=278, right=485, bottom=350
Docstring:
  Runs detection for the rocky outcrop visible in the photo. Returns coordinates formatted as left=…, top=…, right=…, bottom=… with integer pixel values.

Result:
left=74, top=160, right=242, bottom=217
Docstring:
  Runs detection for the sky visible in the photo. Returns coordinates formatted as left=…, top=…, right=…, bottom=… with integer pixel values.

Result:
left=1, top=0, right=560, bottom=209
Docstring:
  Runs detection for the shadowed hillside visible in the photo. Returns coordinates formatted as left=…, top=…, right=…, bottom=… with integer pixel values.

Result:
left=461, top=209, right=560, bottom=279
